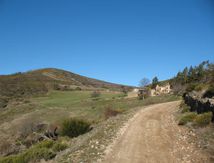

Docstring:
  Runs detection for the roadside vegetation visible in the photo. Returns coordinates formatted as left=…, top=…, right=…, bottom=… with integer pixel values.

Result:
left=170, top=61, right=214, bottom=94
left=0, top=89, right=180, bottom=162
left=60, top=118, right=92, bottom=138
left=0, top=140, right=67, bottom=163
left=178, top=102, right=212, bottom=127
left=174, top=61, right=214, bottom=162
left=178, top=101, right=214, bottom=161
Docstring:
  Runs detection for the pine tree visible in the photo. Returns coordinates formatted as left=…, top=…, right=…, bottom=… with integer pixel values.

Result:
left=182, top=67, right=188, bottom=83
left=152, top=76, right=159, bottom=88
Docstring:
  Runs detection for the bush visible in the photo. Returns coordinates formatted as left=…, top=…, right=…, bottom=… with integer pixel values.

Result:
left=104, top=107, right=123, bottom=119
left=36, top=140, right=54, bottom=148
left=0, top=140, right=68, bottom=163
left=178, top=112, right=197, bottom=125
left=60, top=119, right=91, bottom=138
left=0, top=141, right=56, bottom=163
left=23, top=147, right=56, bottom=162
left=52, top=142, right=67, bottom=152
left=181, top=105, right=190, bottom=113
left=194, top=112, right=212, bottom=126
left=75, top=87, right=82, bottom=91
left=91, top=91, right=101, bottom=98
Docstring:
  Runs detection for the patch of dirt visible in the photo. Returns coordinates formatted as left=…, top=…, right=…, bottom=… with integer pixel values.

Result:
left=101, top=101, right=209, bottom=163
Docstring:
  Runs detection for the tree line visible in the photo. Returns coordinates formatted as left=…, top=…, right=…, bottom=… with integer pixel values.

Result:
left=173, top=61, right=214, bottom=85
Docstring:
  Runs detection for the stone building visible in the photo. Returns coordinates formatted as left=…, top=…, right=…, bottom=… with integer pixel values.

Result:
left=150, top=83, right=171, bottom=96
left=138, top=83, right=171, bottom=98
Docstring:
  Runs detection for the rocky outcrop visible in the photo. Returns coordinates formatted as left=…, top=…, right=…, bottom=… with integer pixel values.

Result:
left=183, top=92, right=214, bottom=122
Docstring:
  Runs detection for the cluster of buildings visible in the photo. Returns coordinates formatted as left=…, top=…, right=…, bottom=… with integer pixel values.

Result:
left=137, top=83, right=171, bottom=99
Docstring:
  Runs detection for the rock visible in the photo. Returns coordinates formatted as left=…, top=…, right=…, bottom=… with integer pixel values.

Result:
left=184, top=93, right=214, bottom=122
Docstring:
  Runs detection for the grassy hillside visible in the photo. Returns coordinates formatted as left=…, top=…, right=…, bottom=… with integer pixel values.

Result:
left=0, top=89, right=180, bottom=161
left=0, top=68, right=134, bottom=108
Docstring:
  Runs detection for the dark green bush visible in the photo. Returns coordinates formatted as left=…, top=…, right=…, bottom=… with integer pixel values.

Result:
left=194, top=112, right=212, bottom=126
left=60, top=119, right=91, bottom=138
left=178, top=112, right=197, bottom=125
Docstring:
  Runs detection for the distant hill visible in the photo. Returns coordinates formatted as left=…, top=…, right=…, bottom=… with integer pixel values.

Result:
left=0, top=68, right=134, bottom=107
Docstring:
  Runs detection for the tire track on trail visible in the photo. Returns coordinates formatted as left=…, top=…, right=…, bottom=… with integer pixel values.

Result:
left=101, top=101, right=209, bottom=163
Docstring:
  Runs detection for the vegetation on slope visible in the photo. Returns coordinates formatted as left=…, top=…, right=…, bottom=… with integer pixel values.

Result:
left=0, top=68, right=134, bottom=108
left=170, top=61, right=214, bottom=94
left=0, top=89, right=180, bottom=162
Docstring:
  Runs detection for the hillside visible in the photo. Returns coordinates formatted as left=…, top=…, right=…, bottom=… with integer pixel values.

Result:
left=0, top=68, right=134, bottom=108
left=169, top=61, right=214, bottom=94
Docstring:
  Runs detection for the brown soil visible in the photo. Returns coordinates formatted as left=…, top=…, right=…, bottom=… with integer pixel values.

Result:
left=102, top=101, right=209, bottom=163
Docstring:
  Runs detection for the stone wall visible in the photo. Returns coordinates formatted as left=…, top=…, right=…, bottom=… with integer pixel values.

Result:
left=183, top=92, right=214, bottom=122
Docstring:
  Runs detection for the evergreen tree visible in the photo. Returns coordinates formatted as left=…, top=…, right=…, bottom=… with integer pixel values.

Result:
left=152, top=76, right=159, bottom=88
left=188, top=66, right=193, bottom=77
left=182, top=67, right=188, bottom=83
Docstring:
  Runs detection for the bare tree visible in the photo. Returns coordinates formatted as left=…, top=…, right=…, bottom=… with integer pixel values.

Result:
left=139, top=78, right=150, bottom=87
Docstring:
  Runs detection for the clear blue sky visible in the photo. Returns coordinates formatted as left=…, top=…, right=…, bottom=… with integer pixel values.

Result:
left=0, top=0, right=214, bottom=86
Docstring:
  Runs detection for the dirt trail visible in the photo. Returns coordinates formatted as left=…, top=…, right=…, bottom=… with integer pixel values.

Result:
left=102, top=101, right=209, bottom=163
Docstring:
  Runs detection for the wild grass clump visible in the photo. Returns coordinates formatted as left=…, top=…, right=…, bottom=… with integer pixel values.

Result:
left=178, top=111, right=212, bottom=127
left=194, top=112, right=212, bottom=127
left=60, top=118, right=91, bottom=138
left=179, top=101, right=190, bottom=113
left=52, top=142, right=68, bottom=152
left=178, top=112, right=197, bottom=125
left=0, top=140, right=68, bottom=163
left=181, top=106, right=190, bottom=113
left=104, top=107, right=123, bottom=119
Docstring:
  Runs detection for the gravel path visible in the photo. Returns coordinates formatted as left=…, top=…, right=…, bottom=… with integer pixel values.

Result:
left=102, top=101, right=209, bottom=163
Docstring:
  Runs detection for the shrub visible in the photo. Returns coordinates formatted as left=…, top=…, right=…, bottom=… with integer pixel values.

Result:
left=194, top=112, right=212, bottom=126
left=91, top=91, right=101, bottom=98
left=0, top=141, right=56, bottom=163
left=0, top=140, right=68, bottom=163
left=36, top=140, right=54, bottom=148
left=181, top=105, right=190, bottom=113
left=178, top=112, right=197, bottom=125
left=23, top=147, right=56, bottom=162
left=104, top=107, right=123, bottom=119
left=60, top=119, right=91, bottom=138
left=52, top=142, right=67, bottom=152
left=75, top=87, right=82, bottom=91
